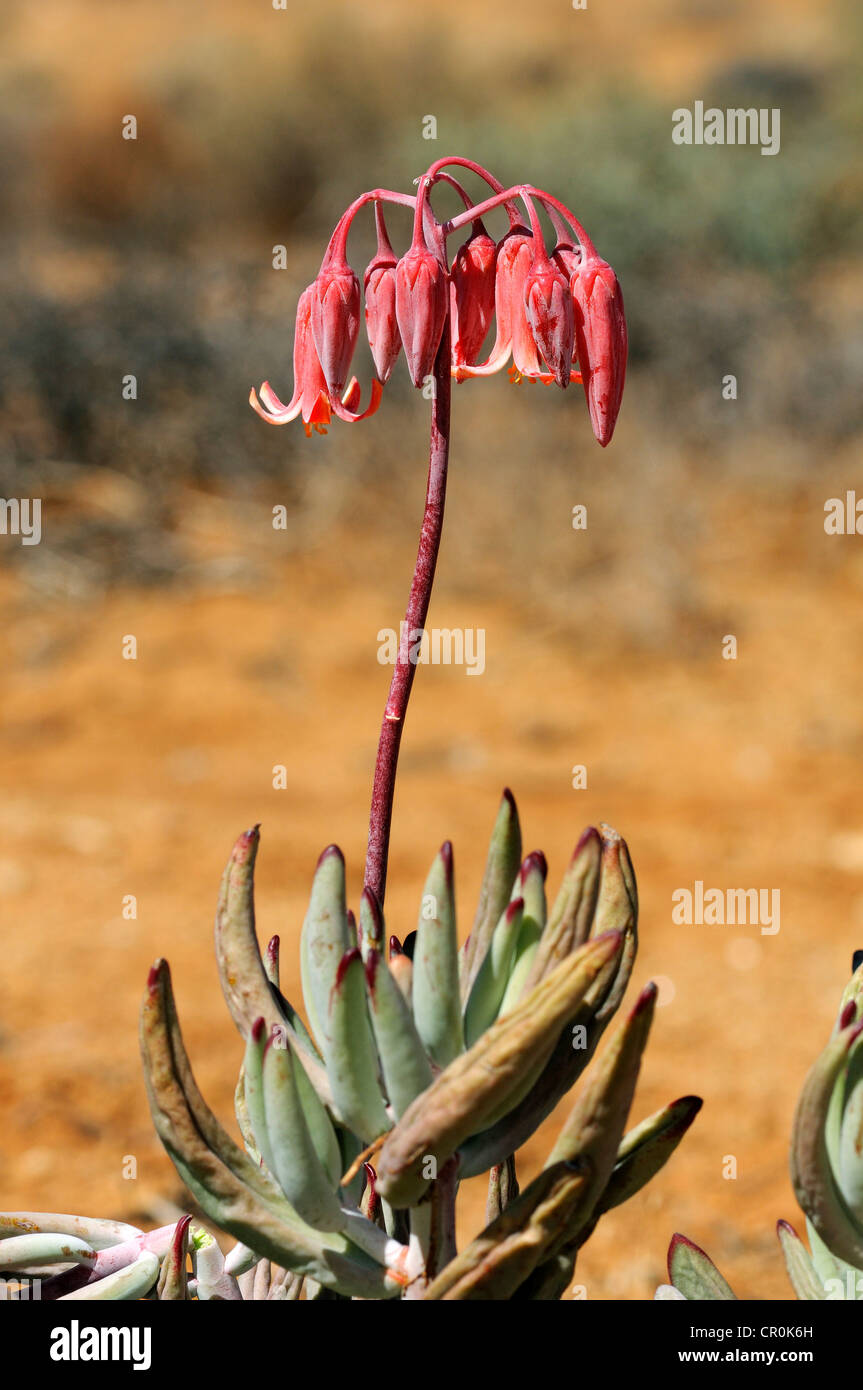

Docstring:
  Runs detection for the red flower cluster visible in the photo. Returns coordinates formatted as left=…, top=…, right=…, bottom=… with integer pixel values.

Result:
left=251, top=157, right=627, bottom=446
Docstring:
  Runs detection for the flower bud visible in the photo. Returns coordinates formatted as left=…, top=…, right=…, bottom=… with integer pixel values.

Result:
left=311, top=260, right=361, bottom=397
left=364, top=206, right=401, bottom=383
left=450, top=222, right=497, bottom=368
left=524, top=255, right=575, bottom=388
left=395, top=240, right=449, bottom=387
left=570, top=254, right=627, bottom=446
left=364, top=263, right=400, bottom=384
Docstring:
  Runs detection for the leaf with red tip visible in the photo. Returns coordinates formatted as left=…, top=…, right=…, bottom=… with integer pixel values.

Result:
left=791, top=1018, right=863, bottom=1267
left=523, top=830, right=602, bottom=992
left=668, top=1234, right=737, bottom=1300
left=545, top=984, right=658, bottom=1226
left=157, top=1216, right=192, bottom=1301
left=260, top=1036, right=343, bottom=1231
left=300, top=846, right=350, bottom=1056
left=591, top=825, right=638, bottom=1023
left=413, top=842, right=463, bottom=1067
left=464, top=898, right=525, bottom=1048
left=365, top=948, right=433, bottom=1119
left=777, top=1220, right=827, bottom=1300
left=214, top=826, right=271, bottom=1034
left=597, top=1094, right=703, bottom=1214
left=214, top=828, right=330, bottom=1103
left=460, top=790, right=522, bottom=1000
left=139, top=958, right=395, bottom=1297
left=325, top=950, right=390, bottom=1143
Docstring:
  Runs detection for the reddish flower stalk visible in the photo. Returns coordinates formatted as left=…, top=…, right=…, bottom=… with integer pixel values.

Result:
left=250, top=157, right=627, bottom=907
left=365, top=312, right=451, bottom=905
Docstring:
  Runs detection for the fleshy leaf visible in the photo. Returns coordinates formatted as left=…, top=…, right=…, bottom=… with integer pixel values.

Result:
left=458, top=943, right=622, bottom=1179
left=777, top=1220, right=827, bottom=1300
left=157, top=1216, right=192, bottom=1300
left=597, top=1094, right=703, bottom=1214
left=300, top=846, right=351, bottom=1055
left=790, top=1019, right=863, bottom=1268
left=365, top=949, right=433, bottom=1119
left=376, top=932, right=622, bottom=1206
left=523, top=830, right=600, bottom=988
left=464, top=898, right=524, bottom=1047
left=423, top=1158, right=593, bottom=1300
left=667, top=1234, right=737, bottom=1301
left=140, top=958, right=397, bottom=1297
left=261, top=1035, right=345, bottom=1231
left=460, top=789, right=522, bottom=1000
left=325, top=950, right=391, bottom=1143
left=413, top=843, right=463, bottom=1066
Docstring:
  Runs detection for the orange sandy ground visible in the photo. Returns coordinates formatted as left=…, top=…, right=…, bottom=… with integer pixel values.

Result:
left=3, top=482, right=863, bottom=1301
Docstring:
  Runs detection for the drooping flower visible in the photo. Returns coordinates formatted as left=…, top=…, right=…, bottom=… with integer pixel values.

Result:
left=523, top=247, right=575, bottom=389
left=250, top=286, right=381, bottom=435
left=449, top=219, right=497, bottom=370
left=570, top=254, right=628, bottom=446
left=311, top=255, right=361, bottom=398
left=453, top=226, right=553, bottom=383
left=249, top=161, right=625, bottom=441
left=364, top=204, right=402, bottom=384
left=395, top=230, right=448, bottom=387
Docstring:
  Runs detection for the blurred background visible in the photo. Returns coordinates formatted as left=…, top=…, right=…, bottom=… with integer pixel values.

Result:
left=1, top=0, right=862, bottom=1298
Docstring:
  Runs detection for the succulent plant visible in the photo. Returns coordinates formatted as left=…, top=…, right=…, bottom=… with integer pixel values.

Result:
left=1, top=159, right=697, bottom=1300
left=140, top=800, right=702, bottom=1299
left=657, top=951, right=863, bottom=1302
left=1, top=803, right=701, bottom=1300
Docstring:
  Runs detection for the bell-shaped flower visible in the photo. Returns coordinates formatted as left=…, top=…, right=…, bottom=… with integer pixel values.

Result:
left=570, top=253, right=627, bottom=446
left=449, top=220, right=497, bottom=370
left=523, top=246, right=575, bottom=389
left=454, top=227, right=547, bottom=382
left=311, top=257, right=361, bottom=398
left=395, top=231, right=449, bottom=387
left=364, top=204, right=402, bottom=384
left=250, top=286, right=381, bottom=435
